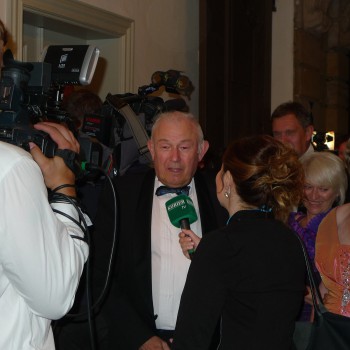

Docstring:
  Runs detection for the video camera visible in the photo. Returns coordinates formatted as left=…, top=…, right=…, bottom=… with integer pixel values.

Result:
left=81, top=69, right=192, bottom=176
left=0, top=45, right=100, bottom=163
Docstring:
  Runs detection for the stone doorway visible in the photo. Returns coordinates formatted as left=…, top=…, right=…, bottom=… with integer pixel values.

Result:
left=294, top=0, right=350, bottom=148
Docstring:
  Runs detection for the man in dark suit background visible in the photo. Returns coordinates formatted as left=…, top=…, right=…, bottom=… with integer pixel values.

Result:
left=92, top=111, right=227, bottom=349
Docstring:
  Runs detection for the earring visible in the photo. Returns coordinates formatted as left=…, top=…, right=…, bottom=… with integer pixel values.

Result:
left=224, top=186, right=230, bottom=198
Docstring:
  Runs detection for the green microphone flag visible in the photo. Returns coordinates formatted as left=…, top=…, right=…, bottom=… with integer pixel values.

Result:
left=165, top=194, right=198, bottom=228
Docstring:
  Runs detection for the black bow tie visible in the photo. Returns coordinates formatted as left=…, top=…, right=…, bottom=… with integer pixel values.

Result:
left=155, top=185, right=190, bottom=196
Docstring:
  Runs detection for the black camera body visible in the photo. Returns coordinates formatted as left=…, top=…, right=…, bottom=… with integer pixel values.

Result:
left=0, top=54, right=57, bottom=155
left=0, top=46, right=100, bottom=162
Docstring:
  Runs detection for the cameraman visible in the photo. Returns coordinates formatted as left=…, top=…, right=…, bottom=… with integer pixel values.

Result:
left=0, top=119, right=89, bottom=350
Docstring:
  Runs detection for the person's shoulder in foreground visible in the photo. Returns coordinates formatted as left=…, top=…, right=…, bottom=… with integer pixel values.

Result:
left=0, top=123, right=89, bottom=350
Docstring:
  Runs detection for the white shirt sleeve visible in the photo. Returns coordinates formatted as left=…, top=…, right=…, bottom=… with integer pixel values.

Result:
left=0, top=146, right=89, bottom=320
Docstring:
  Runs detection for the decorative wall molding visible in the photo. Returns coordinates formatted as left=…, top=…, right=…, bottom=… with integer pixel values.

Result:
left=6, top=0, right=135, bottom=92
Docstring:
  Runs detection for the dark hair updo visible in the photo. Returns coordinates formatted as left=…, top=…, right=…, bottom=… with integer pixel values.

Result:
left=222, top=135, right=304, bottom=223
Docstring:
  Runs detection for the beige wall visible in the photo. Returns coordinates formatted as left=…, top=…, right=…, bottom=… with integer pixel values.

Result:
left=0, top=0, right=295, bottom=118
left=0, top=0, right=200, bottom=116
left=73, top=0, right=200, bottom=115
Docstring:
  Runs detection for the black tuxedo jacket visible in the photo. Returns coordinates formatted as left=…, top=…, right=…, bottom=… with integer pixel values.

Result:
left=92, top=167, right=227, bottom=349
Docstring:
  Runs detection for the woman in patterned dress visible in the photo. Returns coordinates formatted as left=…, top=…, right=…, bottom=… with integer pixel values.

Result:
left=315, top=202, right=350, bottom=316
left=315, top=142, right=350, bottom=316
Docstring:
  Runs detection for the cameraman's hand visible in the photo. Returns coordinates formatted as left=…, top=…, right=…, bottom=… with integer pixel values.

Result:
left=29, top=122, right=80, bottom=196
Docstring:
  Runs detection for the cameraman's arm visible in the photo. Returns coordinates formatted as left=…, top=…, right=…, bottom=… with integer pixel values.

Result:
left=0, top=123, right=88, bottom=319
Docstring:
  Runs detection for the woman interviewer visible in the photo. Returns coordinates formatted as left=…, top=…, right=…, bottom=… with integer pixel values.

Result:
left=172, top=135, right=306, bottom=350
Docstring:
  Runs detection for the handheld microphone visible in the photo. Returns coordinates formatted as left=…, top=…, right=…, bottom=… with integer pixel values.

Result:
left=165, top=194, right=198, bottom=258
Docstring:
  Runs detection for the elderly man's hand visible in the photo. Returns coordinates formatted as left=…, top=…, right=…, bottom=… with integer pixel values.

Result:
left=29, top=122, right=80, bottom=196
left=139, top=336, right=171, bottom=350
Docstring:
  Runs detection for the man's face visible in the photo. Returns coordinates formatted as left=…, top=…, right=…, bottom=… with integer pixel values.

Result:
left=148, top=117, right=208, bottom=187
left=272, top=114, right=313, bottom=157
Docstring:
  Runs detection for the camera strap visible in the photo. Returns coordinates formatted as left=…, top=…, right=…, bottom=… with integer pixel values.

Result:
left=55, top=149, right=83, bottom=179
left=105, top=93, right=152, bottom=163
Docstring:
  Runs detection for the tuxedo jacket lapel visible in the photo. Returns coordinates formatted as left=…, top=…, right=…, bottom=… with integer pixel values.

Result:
left=132, top=169, right=154, bottom=262
left=132, top=169, right=156, bottom=321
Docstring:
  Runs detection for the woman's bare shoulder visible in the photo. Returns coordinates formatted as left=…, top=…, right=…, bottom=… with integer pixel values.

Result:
left=336, top=204, right=350, bottom=244
left=336, top=203, right=350, bottom=224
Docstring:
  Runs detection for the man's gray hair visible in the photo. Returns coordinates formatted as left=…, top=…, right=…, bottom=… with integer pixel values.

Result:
left=151, top=111, right=205, bottom=154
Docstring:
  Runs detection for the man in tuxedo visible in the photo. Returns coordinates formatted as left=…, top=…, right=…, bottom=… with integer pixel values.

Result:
left=92, top=111, right=227, bottom=349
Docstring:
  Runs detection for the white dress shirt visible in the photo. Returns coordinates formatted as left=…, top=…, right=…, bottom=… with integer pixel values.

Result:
left=0, top=142, right=89, bottom=349
left=299, top=143, right=315, bottom=162
left=151, top=177, right=202, bottom=330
